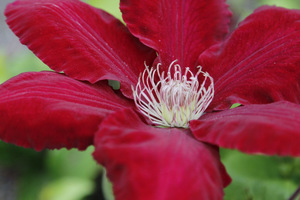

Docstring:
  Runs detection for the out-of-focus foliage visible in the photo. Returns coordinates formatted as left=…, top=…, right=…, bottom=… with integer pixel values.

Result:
left=0, top=0, right=300, bottom=200
left=0, top=141, right=99, bottom=200
left=85, top=0, right=122, bottom=20
left=222, top=149, right=300, bottom=200
left=39, top=178, right=94, bottom=200
left=260, top=0, right=300, bottom=9
left=228, top=0, right=300, bottom=23
left=102, top=171, right=114, bottom=200
left=0, top=52, right=48, bottom=84
left=39, top=147, right=99, bottom=200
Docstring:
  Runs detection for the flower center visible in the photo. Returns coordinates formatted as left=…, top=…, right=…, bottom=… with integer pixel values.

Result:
left=132, top=60, right=214, bottom=128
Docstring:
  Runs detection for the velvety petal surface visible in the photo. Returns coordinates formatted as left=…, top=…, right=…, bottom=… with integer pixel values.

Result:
left=93, top=109, right=230, bottom=200
left=5, top=0, right=156, bottom=98
left=120, top=0, right=231, bottom=70
left=0, top=72, right=133, bottom=151
left=198, top=6, right=300, bottom=110
left=190, top=101, right=300, bottom=156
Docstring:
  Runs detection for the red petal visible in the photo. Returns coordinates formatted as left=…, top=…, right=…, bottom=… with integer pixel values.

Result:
left=120, top=0, right=231, bottom=70
left=190, top=101, right=300, bottom=156
left=199, top=6, right=300, bottom=110
left=0, top=72, right=133, bottom=151
left=93, top=109, right=230, bottom=200
left=5, top=0, right=155, bottom=98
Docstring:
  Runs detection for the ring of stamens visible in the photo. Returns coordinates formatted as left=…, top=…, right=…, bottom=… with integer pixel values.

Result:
left=132, top=60, right=214, bottom=128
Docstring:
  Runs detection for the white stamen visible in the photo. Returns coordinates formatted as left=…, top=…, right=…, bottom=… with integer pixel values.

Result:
left=132, top=60, right=214, bottom=128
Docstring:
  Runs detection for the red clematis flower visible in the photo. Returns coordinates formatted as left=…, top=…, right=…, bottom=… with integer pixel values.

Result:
left=2, top=0, right=300, bottom=199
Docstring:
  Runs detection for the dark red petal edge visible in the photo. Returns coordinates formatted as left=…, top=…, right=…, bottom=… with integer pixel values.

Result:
left=0, top=72, right=133, bottom=151
left=5, top=0, right=156, bottom=98
left=190, top=101, right=300, bottom=156
left=93, top=108, right=231, bottom=200
left=199, top=6, right=300, bottom=110
left=120, top=0, right=231, bottom=71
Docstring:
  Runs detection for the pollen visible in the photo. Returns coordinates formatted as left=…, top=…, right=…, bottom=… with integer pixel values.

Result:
left=132, top=60, right=214, bottom=128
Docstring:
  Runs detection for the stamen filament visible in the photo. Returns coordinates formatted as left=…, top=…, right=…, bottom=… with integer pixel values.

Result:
left=132, top=60, right=214, bottom=128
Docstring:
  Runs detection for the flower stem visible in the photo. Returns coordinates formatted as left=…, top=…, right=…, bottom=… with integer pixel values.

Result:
left=289, top=185, right=300, bottom=200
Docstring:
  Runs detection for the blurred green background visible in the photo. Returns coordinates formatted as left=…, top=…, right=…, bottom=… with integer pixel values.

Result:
left=0, top=0, right=300, bottom=199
